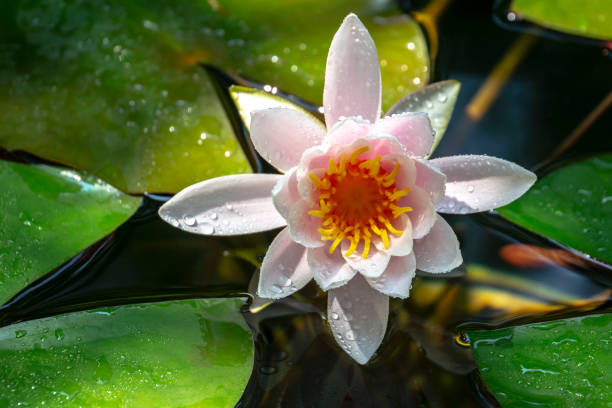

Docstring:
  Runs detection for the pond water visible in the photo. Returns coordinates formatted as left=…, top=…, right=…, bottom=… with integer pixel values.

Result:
left=0, top=0, right=610, bottom=407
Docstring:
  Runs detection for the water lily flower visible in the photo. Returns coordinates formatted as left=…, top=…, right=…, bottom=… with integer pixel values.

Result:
left=159, top=13, right=536, bottom=364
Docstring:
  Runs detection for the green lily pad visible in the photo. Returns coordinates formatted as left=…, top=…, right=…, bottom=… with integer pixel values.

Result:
left=0, top=298, right=253, bottom=407
left=0, top=160, right=141, bottom=305
left=386, top=80, right=461, bottom=156
left=0, top=0, right=428, bottom=193
left=510, top=0, right=612, bottom=41
left=498, top=155, right=612, bottom=265
left=467, top=314, right=612, bottom=407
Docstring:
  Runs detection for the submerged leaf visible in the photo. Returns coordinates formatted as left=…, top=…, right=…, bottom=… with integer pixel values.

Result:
left=0, top=0, right=428, bottom=193
left=0, top=298, right=253, bottom=407
left=386, top=80, right=461, bottom=156
left=510, top=0, right=612, bottom=41
left=0, top=160, right=141, bottom=305
left=498, top=155, right=612, bottom=265
left=468, top=314, right=612, bottom=407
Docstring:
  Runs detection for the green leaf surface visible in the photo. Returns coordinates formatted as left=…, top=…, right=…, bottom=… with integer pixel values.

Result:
left=0, top=298, right=253, bottom=407
left=0, top=160, right=141, bottom=305
left=386, top=80, right=461, bottom=156
left=0, top=0, right=428, bottom=193
left=498, top=155, right=612, bottom=265
left=510, top=0, right=612, bottom=41
left=468, top=314, right=612, bottom=407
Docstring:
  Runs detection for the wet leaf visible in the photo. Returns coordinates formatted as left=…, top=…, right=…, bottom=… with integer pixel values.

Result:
left=386, top=80, right=461, bottom=156
left=0, top=1, right=428, bottom=193
left=468, top=314, right=612, bottom=407
left=230, top=86, right=324, bottom=132
left=498, top=155, right=612, bottom=265
left=0, top=298, right=253, bottom=407
left=0, top=160, right=141, bottom=305
left=510, top=0, right=612, bottom=41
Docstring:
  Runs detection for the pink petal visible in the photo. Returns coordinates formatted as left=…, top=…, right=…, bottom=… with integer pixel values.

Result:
left=400, top=186, right=436, bottom=239
left=325, top=117, right=373, bottom=145
left=323, top=14, right=381, bottom=128
left=374, top=113, right=434, bottom=157
left=366, top=252, right=416, bottom=299
left=250, top=107, right=326, bottom=171
left=414, top=159, right=446, bottom=205
left=367, top=135, right=406, bottom=157
left=258, top=228, right=313, bottom=299
left=413, top=214, right=462, bottom=273
left=373, top=214, right=413, bottom=256
left=430, top=155, right=537, bottom=214
left=328, top=274, right=389, bottom=364
left=271, top=167, right=300, bottom=219
left=287, top=199, right=324, bottom=248
left=159, top=174, right=285, bottom=235
left=307, top=245, right=357, bottom=291
left=342, top=240, right=391, bottom=278
left=380, top=154, right=416, bottom=190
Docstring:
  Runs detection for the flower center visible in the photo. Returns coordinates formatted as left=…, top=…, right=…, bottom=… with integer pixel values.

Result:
left=308, top=145, right=412, bottom=259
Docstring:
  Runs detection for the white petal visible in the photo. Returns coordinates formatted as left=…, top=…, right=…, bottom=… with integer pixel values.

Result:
left=287, top=200, right=324, bottom=248
left=366, top=253, right=416, bottom=299
left=308, top=245, right=357, bottom=290
left=159, top=174, right=285, bottom=235
left=385, top=214, right=413, bottom=256
left=401, top=186, right=436, bottom=239
left=258, top=228, right=313, bottom=299
left=413, top=214, right=462, bottom=273
left=271, top=167, right=300, bottom=219
left=430, top=155, right=537, bottom=214
left=342, top=241, right=391, bottom=278
left=251, top=107, right=326, bottom=171
left=374, top=113, right=433, bottom=157
left=414, top=159, right=446, bottom=205
left=323, top=13, right=381, bottom=128
left=328, top=275, right=389, bottom=364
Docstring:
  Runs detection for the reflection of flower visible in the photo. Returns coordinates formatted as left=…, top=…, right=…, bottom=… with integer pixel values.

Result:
left=159, top=14, right=536, bottom=364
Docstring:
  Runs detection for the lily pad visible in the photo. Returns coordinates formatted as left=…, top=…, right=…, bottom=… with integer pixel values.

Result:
left=0, top=160, right=141, bottom=305
left=386, top=80, right=461, bottom=156
left=0, top=0, right=428, bottom=193
left=467, top=314, right=612, bottom=407
left=0, top=298, right=253, bottom=407
left=510, top=0, right=612, bottom=41
left=498, top=155, right=612, bottom=265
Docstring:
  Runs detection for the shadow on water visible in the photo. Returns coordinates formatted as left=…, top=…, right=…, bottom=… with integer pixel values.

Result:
left=0, top=0, right=611, bottom=407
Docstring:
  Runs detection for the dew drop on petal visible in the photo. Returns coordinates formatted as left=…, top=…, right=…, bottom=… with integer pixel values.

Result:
left=184, top=216, right=196, bottom=226
left=200, top=222, right=214, bottom=234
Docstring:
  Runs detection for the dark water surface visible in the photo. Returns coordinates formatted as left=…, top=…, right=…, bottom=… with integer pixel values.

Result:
left=1, top=1, right=611, bottom=407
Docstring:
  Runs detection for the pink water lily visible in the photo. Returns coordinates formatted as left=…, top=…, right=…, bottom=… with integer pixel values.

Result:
left=159, top=14, right=536, bottom=364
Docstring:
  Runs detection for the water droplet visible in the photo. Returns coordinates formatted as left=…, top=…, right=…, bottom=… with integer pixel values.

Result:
left=225, top=203, right=234, bottom=211
left=200, top=223, right=214, bottom=234
left=278, top=274, right=292, bottom=287
left=209, top=213, right=218, bottom=220
left=15, top=330, right=27, bottom=338
left=345, top=331, right=355, bottom=341
left=467, top=185, right=475, bottom=193
left=331, top=312, right=339, bottom=320
left=259, top=366, right=277, bottom=375
left=438, top=94, right=448, bottom=103
left=184, top=216, right=196, bottom=226
left=426, top=101, right=433, bottom=109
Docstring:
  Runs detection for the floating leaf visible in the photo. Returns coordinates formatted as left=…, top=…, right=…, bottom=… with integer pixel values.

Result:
left=468, top=314, right=612, bottom=407
left=0, top=298, right=253, bottom=407
left=510, top=0, right=612, bottom=41
left=0, top=0, right=428, bottom=193
left=386, top=80, right=461, bottom=156
left=498, top=155, right=612, bottom=265
left=230, top=86, right=324, bottom=132
left=0, top=160, right=141, bottom=305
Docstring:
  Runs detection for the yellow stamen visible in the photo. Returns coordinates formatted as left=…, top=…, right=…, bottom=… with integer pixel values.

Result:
left=348, top=145, right=370, bottom=164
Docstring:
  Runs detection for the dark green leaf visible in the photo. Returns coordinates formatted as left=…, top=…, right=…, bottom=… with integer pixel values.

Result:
left=0, top=298, right=253, bottom=407
left=0, top=160, right=141, bottom=305
left=498, top=155, right=612, bottom=265
left=468, top=314, right=612, bottom=407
